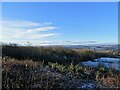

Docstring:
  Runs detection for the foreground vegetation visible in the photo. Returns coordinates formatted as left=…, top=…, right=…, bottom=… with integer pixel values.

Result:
left=2, top=44, right=120, bottom=89
left=2, top=57, right=120, bottom=89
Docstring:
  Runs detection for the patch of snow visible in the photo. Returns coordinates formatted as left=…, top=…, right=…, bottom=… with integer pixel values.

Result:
left=81, top=82, right=95, bottom=89
left=81, top=61, right=99, bottom=67
left=95, top=58, right=120, bottom=63
left=81, top=58, right=120, bottom=71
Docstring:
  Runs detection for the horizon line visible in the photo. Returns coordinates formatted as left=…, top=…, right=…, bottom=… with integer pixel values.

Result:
left=1, top=41, right=118, bottom=46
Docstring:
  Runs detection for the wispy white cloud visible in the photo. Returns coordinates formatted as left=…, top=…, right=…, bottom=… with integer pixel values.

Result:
left=2, top=19, right=52, bottom=28
left=2, top=19, right=59, bottom=42
left=27, top=26, right=57, bottom=33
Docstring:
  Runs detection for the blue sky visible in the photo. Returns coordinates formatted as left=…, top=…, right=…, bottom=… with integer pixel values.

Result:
left=2, top=2, right=118, bottom=45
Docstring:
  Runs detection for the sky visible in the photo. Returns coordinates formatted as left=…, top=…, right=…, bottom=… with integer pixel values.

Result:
left=1, top=2, right=118, bottom=45
left=1, top=0, right=119, bottom=2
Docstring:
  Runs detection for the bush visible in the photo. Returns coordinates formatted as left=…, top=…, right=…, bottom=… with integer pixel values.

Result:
left=2, top=44, right=116, bottom=65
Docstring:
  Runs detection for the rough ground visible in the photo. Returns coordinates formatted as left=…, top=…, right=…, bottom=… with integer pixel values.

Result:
left=2, top=58, right=120, bottom=89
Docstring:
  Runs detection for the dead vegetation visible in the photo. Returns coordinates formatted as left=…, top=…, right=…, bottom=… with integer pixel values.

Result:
left=2, top=57, right=120, bottom=89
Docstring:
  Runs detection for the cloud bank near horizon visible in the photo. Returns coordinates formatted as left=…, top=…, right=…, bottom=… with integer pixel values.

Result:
left=2, top=40, right=98, bottom=46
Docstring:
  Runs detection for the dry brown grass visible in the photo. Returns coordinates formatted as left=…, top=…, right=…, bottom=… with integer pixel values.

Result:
left=102, top=76, right=120, bottom=88
left=2, top=58, right=40, bottom=72
left=96, top=69, right=120, bottom=88
left=2, top=57, right=120, bottom=89
left=2, top=58, right=64, bottom=89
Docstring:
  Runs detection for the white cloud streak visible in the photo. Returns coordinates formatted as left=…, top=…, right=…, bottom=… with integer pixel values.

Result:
left=27, top=26, right=57, bottom=33
left=2, top=19, right=58, bottom=42
left=2, top=20, right=52, bottom=28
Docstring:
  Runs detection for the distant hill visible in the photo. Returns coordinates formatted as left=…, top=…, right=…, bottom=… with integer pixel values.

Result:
left=45, top=44, right=119, bottom=52
left=65, top=44, right=119, bottom=51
